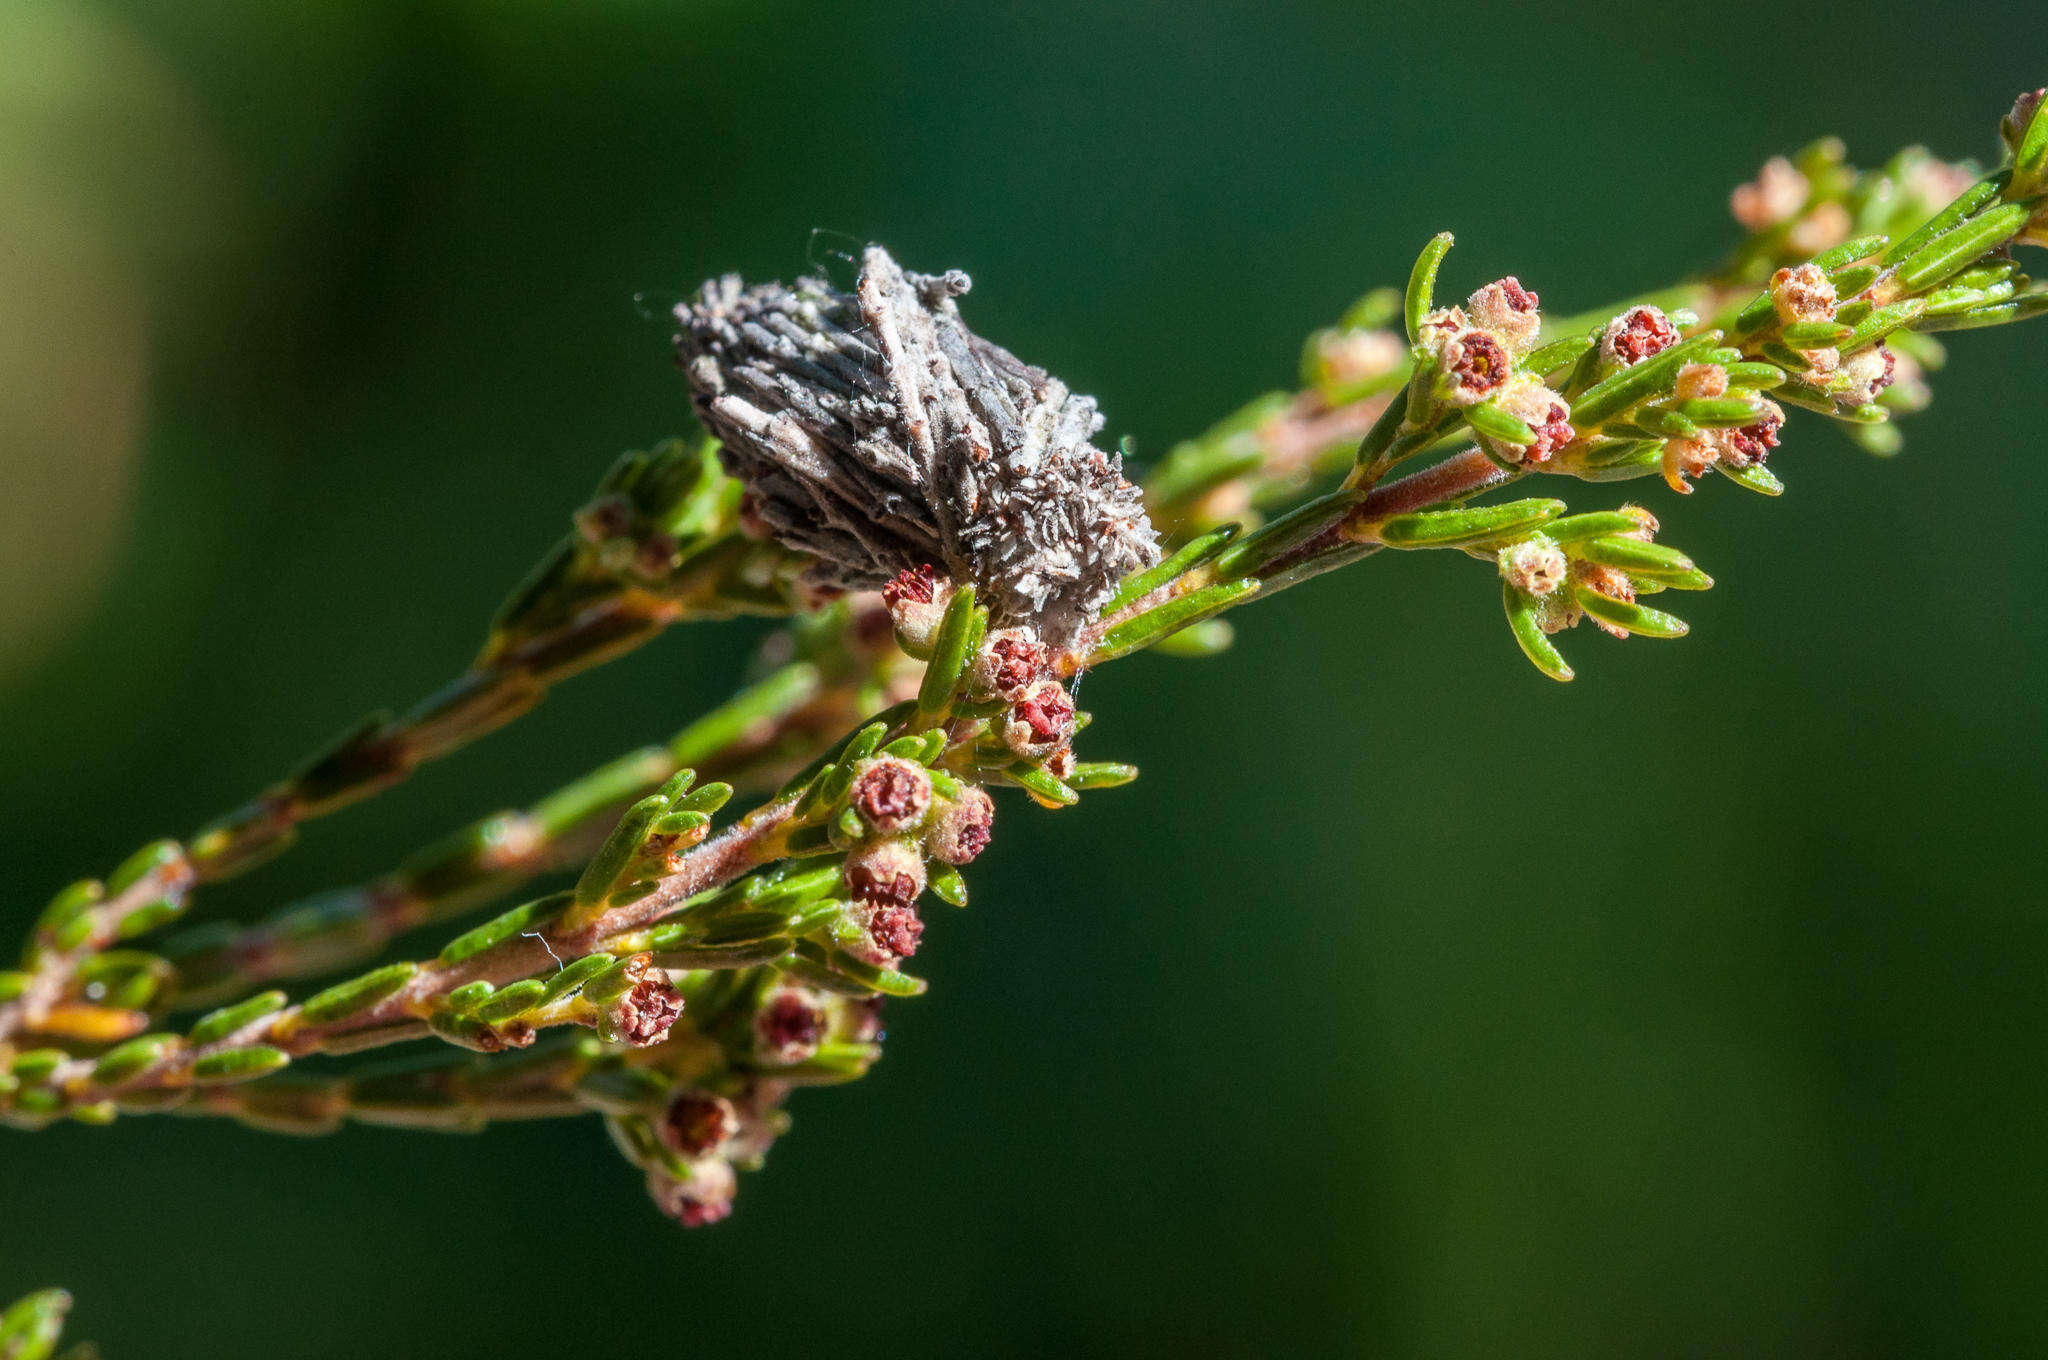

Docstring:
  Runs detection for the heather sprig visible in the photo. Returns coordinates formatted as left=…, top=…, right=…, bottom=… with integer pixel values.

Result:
left=8, top=91, right=2048, bottom=1252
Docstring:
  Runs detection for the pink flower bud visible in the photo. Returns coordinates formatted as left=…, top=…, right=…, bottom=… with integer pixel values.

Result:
left=1731, top=156, right=1809, bottom=231
left=1576, top=565, right=1637, bottom=640
left=1721, top=401, right=1785, bottom=469
left=662, top=1091, right=741, bottom=1159
left=1673, top=363, right=1728, bottom=402
left=844, top=839, right=926, bottom=908
left=649, top=1160, right=736, bottom=1227
left=1312, top=328, right=1407, bottom=389
left=1836, top=345, right=1897, bottom=407
left=1466, top=277, right=1543, bottom=353
left=1659, top=436, right=1716, bottom=495
left=1770, top=264, right=1837, bottom=326
left=755, top=987, right=828, bottom=1063
left=927, top=786, right=994, bottom=866
left=1499, top=538, right=1568, bottom=597
left=1487, top=376, right=1576, bottom=464
left=1786, top=202, right=1852, bottom=258
left=883, top=565, right=951, bottom=654
left=862, top=903, right=925, bottom=962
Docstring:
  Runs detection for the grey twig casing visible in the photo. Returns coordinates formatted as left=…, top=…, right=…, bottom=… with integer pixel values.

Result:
left=675, top=245, right=1160, bottom=643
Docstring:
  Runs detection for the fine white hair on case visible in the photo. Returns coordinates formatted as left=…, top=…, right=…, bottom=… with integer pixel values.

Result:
left=674, top=245, right=1160, bottom=645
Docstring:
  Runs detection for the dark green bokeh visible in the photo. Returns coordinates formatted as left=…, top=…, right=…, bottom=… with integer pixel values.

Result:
left=2, top=2, right=2044, bottom=1355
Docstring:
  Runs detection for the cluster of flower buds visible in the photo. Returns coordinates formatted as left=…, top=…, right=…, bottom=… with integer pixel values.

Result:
left=1489, top=505, right=1715, bottom=681
left=1417, top=278, right=1577, bottom=465
left=1657, top=361, right=1787, bottom=494
left=1729, top=154, right=1853, bottom=256
left=831, top=746, right=993, bottom=968
left=881, top=561, right=1082, bottom=793
left=824, top=582, right=1005, bottom=970
left=1729, top=138, right=1983, bottom=268
left=633, top=1078, right=793, bottom=1227
left=972, top=630, right=1072, bottom=760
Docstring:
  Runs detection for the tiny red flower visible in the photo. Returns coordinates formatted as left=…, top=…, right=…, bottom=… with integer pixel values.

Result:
left=1601, top=307, right=1678, bottom=367
left=867, top=904, right=925, bottom=959
left=883, top=564, right=938, bottom=608
left=850, top=757, right=933, bottom=833
left=756, top=989, right=828, bottom=1062
left=663, top=1091, right=741, bottom=1159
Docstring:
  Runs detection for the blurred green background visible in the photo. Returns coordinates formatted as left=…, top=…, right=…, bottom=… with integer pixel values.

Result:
left=2, top=1, right=2044, bottom=1355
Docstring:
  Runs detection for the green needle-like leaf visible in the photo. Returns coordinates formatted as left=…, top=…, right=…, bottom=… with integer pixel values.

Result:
left=1570, top=333, right=1725, bottom=427
left=1892, top=202, right=2030, bottom=291
left=189, top=991, right=288, bottom=1046
left=1103, top=525, right=1240, bottom=616
left=1503, top=582, right=1572, bottom=682
left=299, top=962, right=418, bottom=1025
left=191, top=1046, right=291, bottom=1084
left=1404, top=231, right=1455, bottom=341
left=1465, top=399, right=1539, bottom=447
left=1091, top=577, right=1260, bottom=663
left=1376, top=498, right=1565, bottom=549
left=917, top=585, right=981, bottom=719
left=1576, top=590, right=1689, bottom=638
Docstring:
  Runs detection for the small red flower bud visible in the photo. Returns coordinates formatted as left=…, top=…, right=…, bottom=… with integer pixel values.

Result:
left=679, top=1197, right=732, bottom=1228
left=1600, top=307, right=1678, bottom=367
left=1488, top=376, right=1575, bottom=464
left=883, top=565, right=953, bottom=655
left=927, top=785, right=994, bottom=866
left=972, top=628, right=1050, bottom=700
left=605, top=954, right=684, bottom=1048
left=1576, top=564, right=1637, bottom=640
left=845, top=839, right=926, bottom=907
left=849, top=756, right=933, bottom=833
left=1723, top=401, right=1785, bottom=468
left=662, top=1091, right=741, bottom=1159
left=756, top=987, right=828, bottom=1063
left=2003, top=88, right=2046, bottom=153
left=1042, top=746, right=1076, bottom=781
